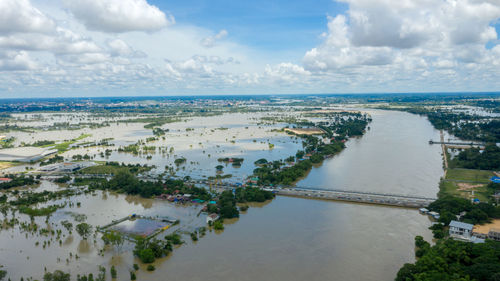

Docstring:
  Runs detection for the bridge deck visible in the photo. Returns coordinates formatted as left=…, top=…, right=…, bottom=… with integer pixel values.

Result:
left=277, top=188, right=435, bottom=208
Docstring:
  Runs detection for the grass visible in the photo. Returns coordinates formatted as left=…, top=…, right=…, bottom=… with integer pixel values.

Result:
left=78, top=165, right=130, bottom=175
left=54, top=134, right=92, bottom=153
left=0, top=161, right=16, bottom=170
left=445, top=169, right=493, bottom=183
left=78, top=163, right=152, bottom=175
left=440, top=168, right=495, bottom=202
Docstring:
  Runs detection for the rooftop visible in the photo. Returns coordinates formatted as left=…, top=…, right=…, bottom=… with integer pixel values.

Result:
left=450, top=220, right=474, bottom=230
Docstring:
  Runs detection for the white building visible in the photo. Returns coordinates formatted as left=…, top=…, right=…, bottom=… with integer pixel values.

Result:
left=449, top=220, right=473, bottom=239
left=206, top=213, right=219, bottom=224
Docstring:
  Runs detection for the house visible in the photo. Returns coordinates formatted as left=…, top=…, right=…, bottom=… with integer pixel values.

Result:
left=428, top=211, right=440, bottom=220
left=487, top=228, right=500, bottom=241
left=419, top=208, right=429, bottom=214
left=206, top=213, right=219, bottom=224
left=449, top=220, right=474, bottom=239
left=0, top=177, right=12, bottom=183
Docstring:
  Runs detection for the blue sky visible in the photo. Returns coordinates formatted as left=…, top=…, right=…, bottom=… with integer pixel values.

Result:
left=0, top=0, right=499, bottom=97
left=150, top=0, right=347, bottom=52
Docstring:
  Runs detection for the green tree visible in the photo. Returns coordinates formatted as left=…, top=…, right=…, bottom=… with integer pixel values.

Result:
left=43, top=270, right=70, bottom=281
left=76, top=223, right=92, bottom=239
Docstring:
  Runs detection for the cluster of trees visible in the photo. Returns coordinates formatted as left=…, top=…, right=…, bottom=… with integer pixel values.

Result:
left=79, top=161, right=153, bottom=175
left=428, top=196, right=500, bottom=225
left=174, top=158, right=186, bottom=166
left=39, top=155, right=64, bottom=166
left=405, top=107, right=500, bottom=143
left=92, top=170, right=212, bottom=200
left=134, top=238, right=171, bottom=263
left=72, top=154, right=92, bottom=161
left=152, top=127, right=168, bottom=136
left=19, top=204, right=62, bottom=217
left=9, top=189, right=77, bottom=206
left=396, top=237, right=500, bottom=281
left=54, top=175, right=71, bottom=184
left=450, top=144, right=500, bottom=170
left=253, top=159, right=312, bottom=185
left=217, top=190, right=239, bottom=219
left=218, top=157, right=244, bottom=167
left=235, top=187, right=274, bottom=203
left=31, top=140, right=55, bottom=147
left=0, top=175, right=39, bottom=190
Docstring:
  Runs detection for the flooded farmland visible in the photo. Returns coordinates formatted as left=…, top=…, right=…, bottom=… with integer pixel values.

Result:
left=0, top=107, right=441, bottom=280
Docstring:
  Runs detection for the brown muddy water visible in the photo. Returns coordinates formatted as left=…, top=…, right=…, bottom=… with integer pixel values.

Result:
left=0, top=109, right=441, bottom=280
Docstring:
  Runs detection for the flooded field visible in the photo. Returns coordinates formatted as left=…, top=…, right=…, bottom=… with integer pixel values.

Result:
left=0, top=107, right=442, bottom=280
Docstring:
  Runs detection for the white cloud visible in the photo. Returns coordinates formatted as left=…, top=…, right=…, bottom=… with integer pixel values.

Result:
left=106, top=39, right=146, bottom=57
left=0, top=51, right=37, bottom=71
left=0, top=0, right=56, bottom=35
left=64, top=0, right=174, bottom=33
left=302, top=0, right=500, bottom=92
left=200, top=30, right=228, bottom=48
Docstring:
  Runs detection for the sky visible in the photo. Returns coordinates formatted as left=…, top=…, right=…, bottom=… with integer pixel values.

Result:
left=0, top=0, right=499, bottom=98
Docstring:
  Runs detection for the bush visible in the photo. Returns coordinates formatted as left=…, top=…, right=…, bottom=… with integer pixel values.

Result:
left=146, top=265, right=155, bottom=271
left=214, top=220, right=224, bottom=230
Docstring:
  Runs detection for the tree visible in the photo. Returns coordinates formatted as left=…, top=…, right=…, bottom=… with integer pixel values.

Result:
left=110, top=266, right=117, bottom=279
left=102, top=231, right=124, bottom=249
left=138, top=249, right=155, bottom=263
left=214, top=220, right=224, bottom=230
left=43, top=270, right=70, bottom=281
left=76, top=223, right=92, bottom=239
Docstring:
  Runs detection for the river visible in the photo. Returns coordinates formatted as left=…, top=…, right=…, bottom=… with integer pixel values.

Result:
left=0, top=109, right=443, bottom=280
left=139, top=109, right=443, bottom=281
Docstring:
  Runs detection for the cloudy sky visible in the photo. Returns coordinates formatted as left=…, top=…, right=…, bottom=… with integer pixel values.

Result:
left=0, top=0, right=499, bottom=97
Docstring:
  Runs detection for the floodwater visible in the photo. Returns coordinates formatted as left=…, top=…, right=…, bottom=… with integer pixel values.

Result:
left=0, top=109, right=441, bottom=280
left=297, top=109, right=443, bottom=197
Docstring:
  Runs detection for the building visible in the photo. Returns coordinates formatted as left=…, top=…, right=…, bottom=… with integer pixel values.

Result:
left=206, top=213, right=219, bottom=224
left=0, top=147, right=57, bottom=162
left=449, top=220, right=474, bottom=239
left=0, top=177, right=12, bottom=183
left=60, top=162, right=82, bottom=172
left=487, top=228, right=500, bottom=241
left=428, top=211, right=440, bottom=220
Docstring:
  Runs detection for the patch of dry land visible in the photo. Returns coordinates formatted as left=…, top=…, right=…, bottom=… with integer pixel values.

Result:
left=284, top=127, right=325, bottom=135
left=0, top=161, right=14, bottom=170
left=473, top=219, right=500, bottom=235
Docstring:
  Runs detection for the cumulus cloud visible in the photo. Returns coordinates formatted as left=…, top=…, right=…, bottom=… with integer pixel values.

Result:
left=200, top=30, right=228, bottom=48
left=265, top=63, right=310, bottom=83
left=0, top=0, right=56, bottom=35
left=64, top=0, right=174, bottom=33
left=0, top=28, right=102, bottom=55
left=106, top=39, right=146, bottom=57
left=302, top=0, right=500, bottom=91
left=0, top=51, right=37, bottom=71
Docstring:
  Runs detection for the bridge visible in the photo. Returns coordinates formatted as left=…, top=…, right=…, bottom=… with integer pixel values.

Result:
left=185, top=179, right=436, bottom=208
left=275, top=187, right=436, bottom=208
left=41, top=174, right=436, bottom=208
left=428, top=140, right=484, bottom=146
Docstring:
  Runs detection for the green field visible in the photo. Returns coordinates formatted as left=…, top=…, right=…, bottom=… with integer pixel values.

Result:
left=445, top=169, right=493, bottom=183
left=78, top=165, right=131, bottom=175
left=78, top=164, right=152, bottom=175
left=54, top=134, right=92, bottom=153
left=440, top=168, right=495, bottom=202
